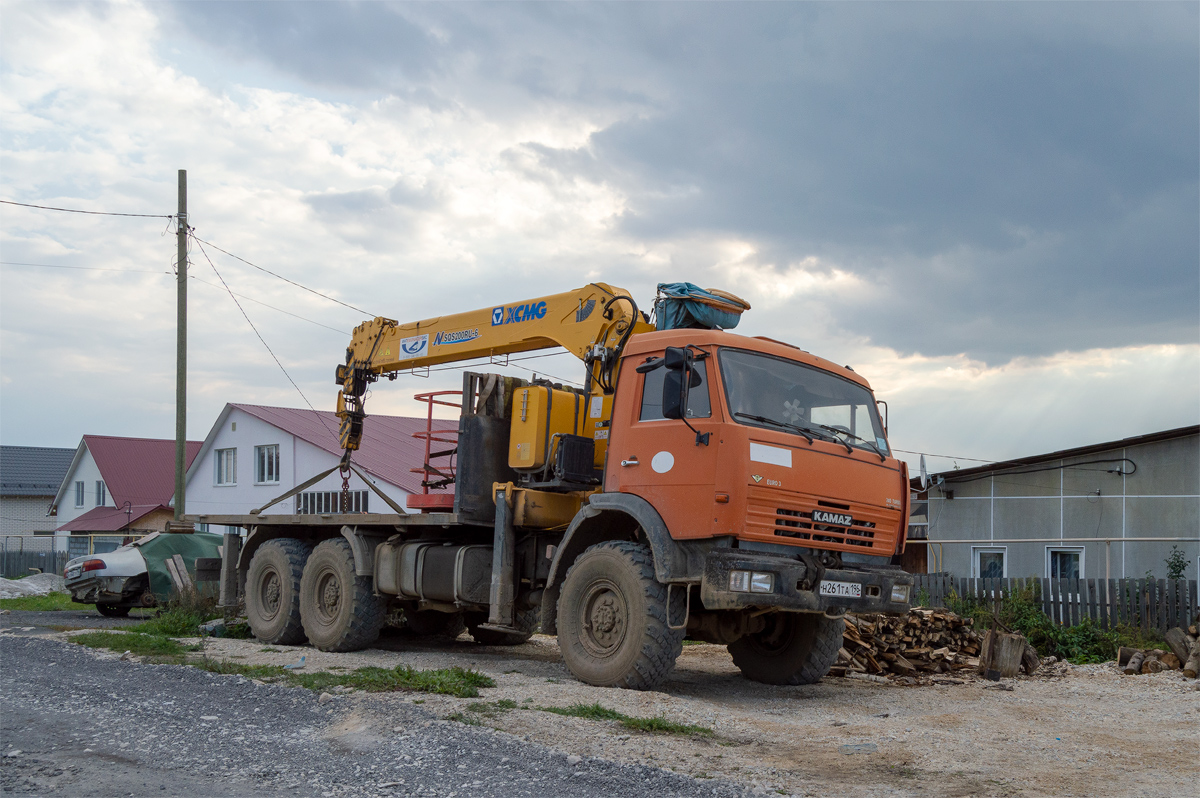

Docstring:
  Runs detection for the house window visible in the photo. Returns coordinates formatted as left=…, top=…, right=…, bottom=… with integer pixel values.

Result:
left=215, top=448, right=237, bottom=485
left=973, top=547, right=1007, bottom=579
left=1048, top=547, right=1083, bottom=579
left=95, top=480, right=106, bottom=506
left=298, top=490, right=368, bottom=515
left=255, top=445, right=280, bottom=484
left=74, top=481, right=85, bottom=507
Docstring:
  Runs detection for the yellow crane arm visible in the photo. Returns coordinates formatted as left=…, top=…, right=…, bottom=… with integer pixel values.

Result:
left=336, top=282, right=654, bottom=450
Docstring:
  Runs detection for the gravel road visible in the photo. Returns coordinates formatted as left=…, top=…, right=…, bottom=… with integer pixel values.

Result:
left=0, top=635, right=746, bottom=798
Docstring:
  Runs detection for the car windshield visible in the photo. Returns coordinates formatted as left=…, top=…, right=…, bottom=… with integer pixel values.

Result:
left=718, top=348, right=889, bottom=455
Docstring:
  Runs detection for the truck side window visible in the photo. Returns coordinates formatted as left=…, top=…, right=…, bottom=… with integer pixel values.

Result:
left=640, top=361, right=711, bottom=421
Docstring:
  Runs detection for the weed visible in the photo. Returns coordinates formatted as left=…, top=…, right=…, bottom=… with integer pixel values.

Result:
left=129, top=595, right=220, bottom=637
left=914, top=587, right=932, bottom=608
left=71, top=631, right=194, bottom=657
left=412, top=699, right=426, bottom=705
left=465, top=699, right=518, bottom=718
left=446, top=712, right=481, bottom=726
left=193, top=659, right=287, bottom=679
left=0, top=592, right=76, bottom=612
left=1165, top=546, right=1190, bottom=581
left=223, top=621, right=254, bottom=639
left=995, top=585, right=1164, bottom=663
left=544, top=677, right=561, bottom=683
left=538, top=702, right=714, bottom=736
left=258, top=647, right=281, bottom=653
left=682, top=640, right=705, bottom=646
left=287, top=665, right=495, bottom=698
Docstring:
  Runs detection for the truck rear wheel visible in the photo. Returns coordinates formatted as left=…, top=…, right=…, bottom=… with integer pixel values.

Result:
left=727, top=612, right=842, bottom=685
left=557, top=541, right=684, bottom=690
left=245, top=538, right=311, bottom=645
left=465, top=607, right=538, bottom=646
left=300, top=538, right=384, bottom=652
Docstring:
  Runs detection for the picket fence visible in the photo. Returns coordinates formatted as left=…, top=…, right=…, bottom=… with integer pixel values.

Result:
left=913, top=574, right=1198, bottom=634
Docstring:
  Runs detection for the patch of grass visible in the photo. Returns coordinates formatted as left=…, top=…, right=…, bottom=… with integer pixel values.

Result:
left=193, top=659, right=287, bottom=679
left=0, top=592, right=76, bottom=612
left=287, top=665, right=495, bottom=698
left=129, top=603, right=218, bottom=637
left=71, top=631, right=195, bottom=657
left=446, top=711, right=481, bottom=726
left=258, top=647, right=281, bottom=653
left=538, top=702, right=714, bottom=737
left=464, top=699, right=518, bottom=718
left=223, top=621, right=253, bottom=639
left=682, top=639, right=706, bottom=646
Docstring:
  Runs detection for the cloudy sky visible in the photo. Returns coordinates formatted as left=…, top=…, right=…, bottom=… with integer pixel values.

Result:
left=2, top=0, right=1197, bottom=473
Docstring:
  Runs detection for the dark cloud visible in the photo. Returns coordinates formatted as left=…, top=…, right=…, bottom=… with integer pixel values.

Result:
left=170, top=1, right=1199, bottom=362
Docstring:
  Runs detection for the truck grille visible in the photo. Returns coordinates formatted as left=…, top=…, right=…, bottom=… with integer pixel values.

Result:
left=745, top=490, right=894, bottom=553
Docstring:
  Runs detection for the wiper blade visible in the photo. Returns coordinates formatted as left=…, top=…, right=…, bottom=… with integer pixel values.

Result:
left=733, top=412, right=813, bottom=444
left=814, top=424, right=886, bottom=460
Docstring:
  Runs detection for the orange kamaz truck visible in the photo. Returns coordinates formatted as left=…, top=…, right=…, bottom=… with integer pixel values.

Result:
left=197, top=282, right=912, bottom=690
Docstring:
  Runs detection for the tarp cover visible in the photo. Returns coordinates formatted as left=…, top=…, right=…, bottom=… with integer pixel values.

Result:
left=135, top=531, right=224, bottom=599
left=655, top=282, right=750, bottom=331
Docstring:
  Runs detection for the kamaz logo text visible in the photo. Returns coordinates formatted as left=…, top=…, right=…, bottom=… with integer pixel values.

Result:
left=492, top=301, right=548, bottom=326
left=811, top=510, right=853, bottom=527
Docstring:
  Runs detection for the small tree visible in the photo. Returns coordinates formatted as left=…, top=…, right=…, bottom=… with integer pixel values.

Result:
left=1164, top=546, right=1189, bottom=581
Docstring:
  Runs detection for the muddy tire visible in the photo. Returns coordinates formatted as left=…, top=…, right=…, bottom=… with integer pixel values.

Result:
left=557, top=541, right=684, bottom=690
left=466, top=607, right=538, bottom=646
left=299, top=538, right=384, bottom=652
left=405, top=610, right=466, bottom=640
left=728, top=612, right=842, bottom=685
left=96, top=603, right=130, bottom=618
left=245, top=538, right=311, bottom=645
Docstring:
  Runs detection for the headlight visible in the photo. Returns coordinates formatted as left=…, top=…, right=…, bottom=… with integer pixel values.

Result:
left=890, top=584, right=911, bottom=603
left=729, top=570, right=751, bottom=592
left=749, top=572, right=774, bottom=593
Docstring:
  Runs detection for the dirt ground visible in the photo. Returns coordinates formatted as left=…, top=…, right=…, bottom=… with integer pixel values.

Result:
left=63, top=628, right=1198, bottom=798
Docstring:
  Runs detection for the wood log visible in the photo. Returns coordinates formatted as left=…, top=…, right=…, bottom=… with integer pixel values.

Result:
left=1164, top=628, right=1192, bottom=664
left=1142, top=658, right=1164, bottom=674
left=1021, top=642, right=1040, bottom=674
left=1123, top=651, right=1145, bottom=675
left=1161, top=653, right=1181, bottom=670
left=977, top=630, right=996, bottom=674
left=1117, top=646, right=1138, bottom=667
left=989, top=633, right=1027, bottom=678
left=1183, top=640, right=1200, bottom=679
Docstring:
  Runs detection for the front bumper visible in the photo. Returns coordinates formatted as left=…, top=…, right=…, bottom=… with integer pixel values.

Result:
left=700, top=550, right=913, bottom=614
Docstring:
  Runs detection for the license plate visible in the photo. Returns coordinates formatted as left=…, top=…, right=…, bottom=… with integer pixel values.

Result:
left=819, top=580, right=861, bottom=598
left=66, top=568, right=81, bottom=579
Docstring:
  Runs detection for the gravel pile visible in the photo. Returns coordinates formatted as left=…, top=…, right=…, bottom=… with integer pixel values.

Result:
left=0, top=574, right=65, bottom=599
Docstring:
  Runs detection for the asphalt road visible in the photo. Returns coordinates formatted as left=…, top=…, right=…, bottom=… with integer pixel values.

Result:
left=0, top=635, right=748, bottom=798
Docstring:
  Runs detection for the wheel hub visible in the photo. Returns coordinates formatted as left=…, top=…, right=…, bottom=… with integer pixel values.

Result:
left=318, top=572, right=341, bottom=620
left=580, top=581, right=627, bottom=657
left=261, top=571, right=281, bottom=618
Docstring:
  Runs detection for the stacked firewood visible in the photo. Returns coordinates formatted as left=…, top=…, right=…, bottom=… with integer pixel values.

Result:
left=1122, top=619, right=1200, bottom=678
left=831, top=609, right=983, bottom=678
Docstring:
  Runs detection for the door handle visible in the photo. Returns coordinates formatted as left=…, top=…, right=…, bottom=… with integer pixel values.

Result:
left=621, top=457, right=639, bottom=467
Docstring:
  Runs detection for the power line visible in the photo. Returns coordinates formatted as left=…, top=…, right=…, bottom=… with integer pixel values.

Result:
left=1, top=260, right=348, bottom=334
left=0, top=199, right=172, bottom=219
left=891, top=448, right=993, bottom=464
left=192, top=236, right=341, bottom=445
left=189, top=233, right=374, bottom=317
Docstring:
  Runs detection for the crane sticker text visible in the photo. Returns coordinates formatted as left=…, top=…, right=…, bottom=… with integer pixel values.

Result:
left=433, top=328, right=480, bottom=346
left=398, top=334, right=429, bottom=360
left=492, top=301, right=548, bottom=326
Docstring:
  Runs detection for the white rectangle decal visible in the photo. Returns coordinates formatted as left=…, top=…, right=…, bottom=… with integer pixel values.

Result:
left=590, top=396, right=604, bottom=418
left=750, top=442, right=792, bottom=468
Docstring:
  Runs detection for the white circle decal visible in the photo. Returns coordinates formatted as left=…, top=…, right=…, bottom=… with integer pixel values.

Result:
left=651, top=451, right=675, bottom=473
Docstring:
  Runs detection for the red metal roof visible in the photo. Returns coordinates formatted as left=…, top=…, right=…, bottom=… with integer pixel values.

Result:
left=83, top=435, right=202, bottom=507
left=230, top=404, right=456, bottom=496
left=57, top=503, right=165, bottom=532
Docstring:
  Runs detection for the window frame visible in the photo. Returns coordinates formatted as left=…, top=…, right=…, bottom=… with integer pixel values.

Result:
left=74, top=481, right=85, bottom=507
left=214, top=448, right=237, bottom=486
left=254, top=444, right=280, bottom=485
left=972, top=546, right=1008, bottom=579
left=95, top=480, right=106, bottom=506
left=637, top=359, right=712, bottom=422
left=1046, top=546, right=1085, bottom=580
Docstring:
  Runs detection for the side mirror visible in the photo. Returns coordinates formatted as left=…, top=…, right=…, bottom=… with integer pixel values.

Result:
left=661, top=347, right=690, bottom=420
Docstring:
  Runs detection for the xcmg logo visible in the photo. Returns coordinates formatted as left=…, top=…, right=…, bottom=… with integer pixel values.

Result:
left=491, top=301, right=548, bottom=326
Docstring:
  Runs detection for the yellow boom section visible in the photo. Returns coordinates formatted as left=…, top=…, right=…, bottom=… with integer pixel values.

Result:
left=336, top=283, right=654, bottom=450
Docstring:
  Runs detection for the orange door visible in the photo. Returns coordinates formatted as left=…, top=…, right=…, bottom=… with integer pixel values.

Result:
left=606, top=354, right=722, bottom=539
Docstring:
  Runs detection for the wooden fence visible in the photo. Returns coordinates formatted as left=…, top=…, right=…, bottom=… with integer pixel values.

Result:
left=913, top=574, right=1198, bottom=634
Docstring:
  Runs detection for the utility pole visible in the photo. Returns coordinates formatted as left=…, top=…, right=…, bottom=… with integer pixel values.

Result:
left=174, top=169, right=187, bottom=521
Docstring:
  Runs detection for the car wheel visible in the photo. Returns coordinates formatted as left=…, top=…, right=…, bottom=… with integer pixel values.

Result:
left=245, top=538, right=311, bottom=645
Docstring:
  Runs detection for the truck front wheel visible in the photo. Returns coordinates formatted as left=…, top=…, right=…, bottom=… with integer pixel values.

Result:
left=245, top=538, right=311, bottom=645
left=727, top=612, right=842, bottom=685
left=299, top=538, right=384, bottom=652
left=557, top=541, right=684, bottom=690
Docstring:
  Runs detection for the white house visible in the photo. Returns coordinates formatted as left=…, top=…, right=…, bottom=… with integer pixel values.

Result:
left=182, top=403, right=452, bottom=526
left=48, top=436, right=202, bottom=556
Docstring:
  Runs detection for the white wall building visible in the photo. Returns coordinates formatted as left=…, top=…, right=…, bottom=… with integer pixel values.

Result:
left=183, top=404, right=450, bottom=526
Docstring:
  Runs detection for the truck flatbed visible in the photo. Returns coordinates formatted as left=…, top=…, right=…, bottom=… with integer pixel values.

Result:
left=185, top=512, right=459, bottom=528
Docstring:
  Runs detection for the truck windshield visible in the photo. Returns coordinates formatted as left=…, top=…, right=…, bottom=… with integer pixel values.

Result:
left=718, top=349, right=889, bottom=455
